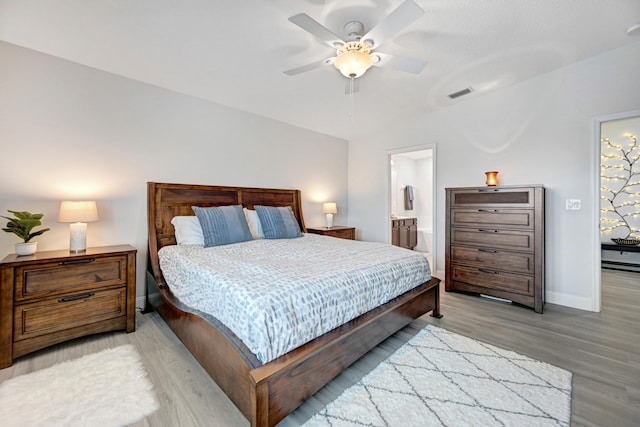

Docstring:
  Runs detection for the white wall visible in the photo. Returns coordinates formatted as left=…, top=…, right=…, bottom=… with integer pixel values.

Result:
left=0, top=41, right=349, bottom=305
left=416, top=156, right=433, bottom=231
left=391, top=155, right=417, bottom=218
left=348, top=41, right=640, bottom=311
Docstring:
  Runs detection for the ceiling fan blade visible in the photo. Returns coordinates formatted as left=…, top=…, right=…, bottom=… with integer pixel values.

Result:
left=284, top=58, right=333, bottom=76
left=361, top=0, right=425, bottom=49
left=373, top=52, right=427, bottom=74
left=288, top=13, right=344, bottom=48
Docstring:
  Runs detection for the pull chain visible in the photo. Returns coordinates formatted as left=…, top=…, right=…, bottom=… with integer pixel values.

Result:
left=349, top=76, right=355, bottom=119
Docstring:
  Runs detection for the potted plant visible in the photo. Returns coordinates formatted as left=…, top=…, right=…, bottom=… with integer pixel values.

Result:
left=2, top=210, right=50, bottom=255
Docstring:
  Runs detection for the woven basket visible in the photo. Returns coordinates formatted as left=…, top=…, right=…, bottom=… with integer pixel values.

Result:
left=611, top=238, right=640, bottom=246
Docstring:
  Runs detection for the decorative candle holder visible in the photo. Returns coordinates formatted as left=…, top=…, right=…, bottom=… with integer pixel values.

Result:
left=485, top=171, right=499, bottom=186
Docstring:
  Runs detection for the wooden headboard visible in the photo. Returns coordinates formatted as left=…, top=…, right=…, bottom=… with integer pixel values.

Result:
left=147, top=182, right=306, bottom=285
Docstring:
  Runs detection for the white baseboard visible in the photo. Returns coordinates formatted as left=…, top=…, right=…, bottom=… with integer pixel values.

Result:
left=545, top=291, right=596, bottom=312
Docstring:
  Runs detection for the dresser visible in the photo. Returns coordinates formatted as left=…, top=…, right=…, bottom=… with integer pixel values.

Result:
left=306, top=226, right=355, bottom=240
left=391, top=218, right=417, bottom=250
left=0, top=245, right=137, bottom=368
left=445, top=186, right=545, bottom=313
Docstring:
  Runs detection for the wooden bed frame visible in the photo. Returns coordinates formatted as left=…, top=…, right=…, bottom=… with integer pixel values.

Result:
left=145, top=182, right=442, bottom=427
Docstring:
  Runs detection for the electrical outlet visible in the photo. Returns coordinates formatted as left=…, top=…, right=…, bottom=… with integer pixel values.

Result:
left=566, top=199, right=581, bottom=210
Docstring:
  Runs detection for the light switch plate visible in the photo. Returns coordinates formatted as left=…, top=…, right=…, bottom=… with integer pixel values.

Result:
left=566, top=199, right=581, bottom=210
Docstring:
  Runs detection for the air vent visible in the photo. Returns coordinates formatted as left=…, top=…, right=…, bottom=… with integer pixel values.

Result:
left=448, top=87, right=473, bottom=99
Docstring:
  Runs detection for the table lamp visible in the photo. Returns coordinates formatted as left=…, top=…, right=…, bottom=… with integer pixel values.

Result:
left=58, top=201, right=99, bottom=252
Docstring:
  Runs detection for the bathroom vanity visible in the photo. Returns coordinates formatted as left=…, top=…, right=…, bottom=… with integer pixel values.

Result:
left=391, top=217, right=417, bottom=250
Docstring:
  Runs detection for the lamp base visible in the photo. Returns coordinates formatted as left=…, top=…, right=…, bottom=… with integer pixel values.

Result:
left=325, top=213, right=334, bottom=229
left=69, top=222, right=87, bottom=252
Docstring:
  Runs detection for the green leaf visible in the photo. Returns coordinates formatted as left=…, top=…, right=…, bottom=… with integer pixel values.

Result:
left=2, top=210, right=49, bottom=242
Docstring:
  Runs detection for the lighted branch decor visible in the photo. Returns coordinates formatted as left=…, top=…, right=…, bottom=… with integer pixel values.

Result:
left=600, top=132, right=640, bottom=240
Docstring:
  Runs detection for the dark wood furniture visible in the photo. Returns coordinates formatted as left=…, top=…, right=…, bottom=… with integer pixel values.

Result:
left=601, top=243, right=640, bottom=272
left=391, top=217, right=417, bottom=250
left=145, top=182, right=441, bottom=427
left=306, top=225, right=355, bottom=240
left=0, top=244, right=137, bottom=368
left=445, top=185, right=545, bottom=313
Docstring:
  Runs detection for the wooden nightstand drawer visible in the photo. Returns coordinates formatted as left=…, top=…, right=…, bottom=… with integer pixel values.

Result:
left=15, top=256, right=127, bottom=302
left=13, top=287, right=127, bottom=341
left=306, top=226, right=355, bottom=240
left=329, top=229, right=355, bottom=239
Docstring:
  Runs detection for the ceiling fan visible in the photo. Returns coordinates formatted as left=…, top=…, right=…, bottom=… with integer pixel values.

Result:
left=284, top=0, right=428, bottom=81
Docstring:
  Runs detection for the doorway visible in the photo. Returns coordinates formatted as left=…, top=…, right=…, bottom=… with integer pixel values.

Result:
left=388, top=145, right=436, bottom=272
left=593, top=109, right=640, bottom=312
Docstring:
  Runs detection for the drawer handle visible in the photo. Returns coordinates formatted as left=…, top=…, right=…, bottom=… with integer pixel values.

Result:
left=478, top=189, right=499, bottom=192
left=58, top=293, right=95, bottom=303
left=478, top=249, right=498, bottom=253
left=478, top=209, right=498, bottom=212
left=478, top=229, right=499, bottom=233
left=59, top=258, right=95, bottom=265
left=479, top=268, right=499, bottom=274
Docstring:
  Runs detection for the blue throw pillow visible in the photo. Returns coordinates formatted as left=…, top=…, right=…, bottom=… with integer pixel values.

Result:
left=192, top=205, right=253, bottom=247
left=254, top=205, right=302, bottom=239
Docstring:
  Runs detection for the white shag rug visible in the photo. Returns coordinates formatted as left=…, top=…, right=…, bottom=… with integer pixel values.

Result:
left=0, top=344, right=159, bottom=427
left=303, top=325, right=572, bottom=427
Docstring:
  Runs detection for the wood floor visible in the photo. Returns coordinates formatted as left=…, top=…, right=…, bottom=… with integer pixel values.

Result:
left=1, top=269, right=638, bottom=426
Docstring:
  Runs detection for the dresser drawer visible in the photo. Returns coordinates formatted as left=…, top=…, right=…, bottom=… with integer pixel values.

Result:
left=451, top=265, right=533, bottom=295
left=14, top=256, right=127, bottom=301
left=449, top=187, right=535, bottom=207
left=451, top=246, right=534, bottom=274
left=13, top=287, right=127, bottom=341
left=451, top=209, right=533, bottom=229
left=451, top=228, right=534, bottom=251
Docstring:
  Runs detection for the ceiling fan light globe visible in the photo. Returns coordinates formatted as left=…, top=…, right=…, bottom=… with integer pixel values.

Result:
left=334, top=50, right=373, bottom=78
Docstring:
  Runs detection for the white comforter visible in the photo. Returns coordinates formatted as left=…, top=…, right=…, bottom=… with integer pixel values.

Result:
left=159, top=233, right=431, bottom=363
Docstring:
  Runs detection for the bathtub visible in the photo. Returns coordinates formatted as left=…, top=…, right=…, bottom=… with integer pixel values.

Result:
left=414, top=228, right=432, bottom=254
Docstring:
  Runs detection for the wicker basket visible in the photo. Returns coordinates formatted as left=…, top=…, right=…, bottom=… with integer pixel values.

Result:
left=611, top=238, right=640, bottom=246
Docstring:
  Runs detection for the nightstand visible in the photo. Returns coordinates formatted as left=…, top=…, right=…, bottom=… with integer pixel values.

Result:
left=306, top=226, right=356, bottom=240
left=0, top=244, right=137, bottom=368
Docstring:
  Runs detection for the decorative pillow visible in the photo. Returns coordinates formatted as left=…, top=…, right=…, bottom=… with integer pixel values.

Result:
left=192, top=205, right=253, bottom=247
left=170, top=216, right=204, bottom=245
left=243, top=208, right=265, bottom=239
left=254, top=205, right=302, bottom=239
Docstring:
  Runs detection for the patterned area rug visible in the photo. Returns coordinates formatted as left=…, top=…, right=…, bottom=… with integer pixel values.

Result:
left=303, top=325, right=572, bottom=426
left=0, top=345, right=158, bottom=427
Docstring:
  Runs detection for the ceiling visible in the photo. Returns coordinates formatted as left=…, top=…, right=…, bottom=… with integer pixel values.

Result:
left=1, top=0, right=639, bottom=140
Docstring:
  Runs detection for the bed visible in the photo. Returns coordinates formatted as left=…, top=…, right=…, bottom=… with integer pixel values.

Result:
left=145, top=182, right=442, bottom=427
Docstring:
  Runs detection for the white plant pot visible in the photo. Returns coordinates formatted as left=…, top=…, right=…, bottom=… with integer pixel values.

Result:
left=15, top=242, right=37, bottom=256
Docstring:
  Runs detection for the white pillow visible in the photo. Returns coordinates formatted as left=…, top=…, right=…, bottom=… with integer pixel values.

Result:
left=171, top=216, right=204, bottom=245
left=243, top=208, right=264, bottom=239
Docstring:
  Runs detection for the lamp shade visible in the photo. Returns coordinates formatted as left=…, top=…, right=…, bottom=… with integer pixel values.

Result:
left=322, top=202, right=337, bottom=214
left=58, top=201, right=99, bottom=223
